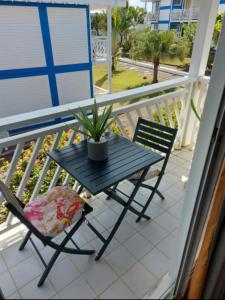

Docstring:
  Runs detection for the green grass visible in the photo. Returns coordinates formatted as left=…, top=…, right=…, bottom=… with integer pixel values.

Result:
left=93, top=64, right=152, bottom=93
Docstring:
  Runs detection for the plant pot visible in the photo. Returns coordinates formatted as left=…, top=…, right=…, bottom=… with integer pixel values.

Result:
left=87, top=137, right=108, bottom=162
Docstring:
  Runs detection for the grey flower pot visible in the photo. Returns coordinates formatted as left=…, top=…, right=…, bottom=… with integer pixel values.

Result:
left=87, top=138, right=108, bottom=162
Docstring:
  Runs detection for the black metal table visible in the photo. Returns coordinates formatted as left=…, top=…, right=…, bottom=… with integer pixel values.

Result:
left=48, top=134, right=163, bottom=260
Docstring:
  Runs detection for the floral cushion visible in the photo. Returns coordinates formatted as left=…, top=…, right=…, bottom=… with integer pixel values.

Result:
left=24, top=186, right=85, bottom=237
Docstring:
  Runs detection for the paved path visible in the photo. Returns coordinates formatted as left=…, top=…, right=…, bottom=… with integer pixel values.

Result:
left=119, top=58, right=187, bottom=82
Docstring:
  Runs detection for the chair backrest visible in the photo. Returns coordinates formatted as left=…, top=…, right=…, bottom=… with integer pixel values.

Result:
left=133, top=118, right=177, bottom=157
left=0, top=180, right=26, bottom=218
left=0, top=181, right=43, bottom=239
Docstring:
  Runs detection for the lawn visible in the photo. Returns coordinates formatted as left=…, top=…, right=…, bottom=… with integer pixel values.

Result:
left=93, top=64, right=152, bottom=93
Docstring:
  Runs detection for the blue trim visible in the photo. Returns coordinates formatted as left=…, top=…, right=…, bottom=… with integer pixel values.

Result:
left=39, top=6, right=59, bottom=107
left=158, top=20, right=170, bottom=24
left=0, top=67, right=47, bottom=80
left=9, top=116, right=74, bottom=135
left=220, top=0, right=225, bottom=4
left=160, top=6, right=171, bottom=10
left=86, top=6, right=94, bottom=98
left=0, top=1, right=87, bottom=9
left=55, top=63, right=91, bottom=73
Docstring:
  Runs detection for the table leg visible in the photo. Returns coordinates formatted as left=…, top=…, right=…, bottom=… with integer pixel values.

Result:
left=95, top=167, right=149, bottom=261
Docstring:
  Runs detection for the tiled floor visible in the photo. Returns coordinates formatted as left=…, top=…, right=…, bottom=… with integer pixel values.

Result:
left=0, top=148, right=193, bottom=299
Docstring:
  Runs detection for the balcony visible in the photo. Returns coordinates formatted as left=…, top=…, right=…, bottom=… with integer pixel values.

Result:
left=0, top=75, right=209, bottom=299
left=170, top=8, right=200, bottom=22
left=91, top=36, right=108, bottom=64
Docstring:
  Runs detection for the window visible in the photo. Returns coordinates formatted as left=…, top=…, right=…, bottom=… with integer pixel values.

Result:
left=173, top=0, right=181, bottom=5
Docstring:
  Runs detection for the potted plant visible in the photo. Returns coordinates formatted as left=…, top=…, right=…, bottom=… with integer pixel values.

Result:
left=72, top=99, right=114, bottom=162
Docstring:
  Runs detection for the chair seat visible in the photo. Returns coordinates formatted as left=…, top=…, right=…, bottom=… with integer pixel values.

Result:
left=24, top=186, right=85, bottom=237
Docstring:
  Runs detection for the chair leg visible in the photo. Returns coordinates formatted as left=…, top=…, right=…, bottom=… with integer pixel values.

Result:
left=136, top=174, right=164, bottom=223
left=37, top=216, right=93, bottom=287
left=19, top=230, right=32, bottom=251
left=106, top=184, right=118, bottom=200
left=156, top=189, right=165, bottom=200
left=37, top=249, right=60, bottom=287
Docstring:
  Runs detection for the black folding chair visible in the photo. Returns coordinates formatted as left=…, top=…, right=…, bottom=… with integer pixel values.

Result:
left=0, top=181, right=95, bottom=287
left=130, top=117, right=177, bottom=222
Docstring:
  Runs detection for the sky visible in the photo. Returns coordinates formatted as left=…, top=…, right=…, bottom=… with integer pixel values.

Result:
left=129, top=0, right=152, bottom=11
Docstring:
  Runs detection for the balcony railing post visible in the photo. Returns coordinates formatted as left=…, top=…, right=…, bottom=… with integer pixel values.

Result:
left=107, top=7, right=112, bottom=94
left=182, top=0, right=219, bottom=147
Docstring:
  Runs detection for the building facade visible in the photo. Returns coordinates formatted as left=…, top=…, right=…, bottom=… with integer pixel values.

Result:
left=147, top=0, right=225, bottom=31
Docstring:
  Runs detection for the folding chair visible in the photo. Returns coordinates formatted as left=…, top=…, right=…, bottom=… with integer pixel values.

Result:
left=130, top=117, right=177, bottom=222
left=0, top=181, right=95, bottom=287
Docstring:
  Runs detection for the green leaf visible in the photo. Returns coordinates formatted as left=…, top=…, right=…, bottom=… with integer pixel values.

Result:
left=191, top=99, right=201, bottom=121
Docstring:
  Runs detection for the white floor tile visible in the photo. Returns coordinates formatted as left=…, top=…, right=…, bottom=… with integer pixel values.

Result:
left=89, top=234, right=120, bottom=256
left=105, top=245, right=136, bottom=276
left=141, top=248, right=171, bottom=279
left=122, top=263, right=157, bottom=298
left=157, top=235, right=177, bottom=259
left=124, top=233, right=154, bottom=260
left=163, top=173, right=180, bottom=185
left=19, top=279, right=56, bottom=299
left=49, top=258, right=80, bottom=292
left=139, top=221, right=168, bottom=246
left=90, top=198, right=108, bottom=216
left=97, top=210, right=119, bottom=230
left=154, top=211, right=179, bottom=233
left=69, top=249, right=96, bottom=274
left=99, top=279, right=137, bottom=299
left=59, top=276, right=96, bottom=299
left=0, top=255, right=7, bottom=275
left=0, top=271, right=17, bottom=297
left=154, top=194, right=177, bottom=210
left=115, top=222, right=137, bottom=243
left=170, top=156, right=186, bottom=166
left=7, top=291, right=21, bottom=299
left=83, top=261, right=118, bottom=295
left=50, top=293, right=61, bottom=299
left=146, top=202, right=165, bottom=219
left=165, top=186, right=185, bottom=201
left=10, top=256, right=43, bottom=289
left=38, top=246, right=66, bottom=265
left=168, top=202, right=183, bottom=219
left=2, top=241, right=33, bottom=269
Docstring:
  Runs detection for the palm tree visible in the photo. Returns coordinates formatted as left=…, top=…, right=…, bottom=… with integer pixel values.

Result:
left=91, top=12, right=107, bottom=36
left=130, top=29, right=187, bottom=84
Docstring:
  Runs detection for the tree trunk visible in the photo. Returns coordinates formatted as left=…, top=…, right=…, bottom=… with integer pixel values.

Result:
left=112, top=56, right=115, bottom=72
left=152, top=58, right=159, bottom=84
left=120, top=34, right=123, bottom=45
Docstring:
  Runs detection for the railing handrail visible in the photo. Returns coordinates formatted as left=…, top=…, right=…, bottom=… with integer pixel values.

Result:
left=0, top=88, right=186, bottom=148
left=0, top=76, right=193, bottom=133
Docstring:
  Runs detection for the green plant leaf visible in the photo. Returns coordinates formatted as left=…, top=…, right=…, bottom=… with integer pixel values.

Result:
left=191, top=98, right=201, bottom=121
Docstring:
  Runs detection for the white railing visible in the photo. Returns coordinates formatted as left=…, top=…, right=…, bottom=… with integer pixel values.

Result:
left=0, top=76, right=209, bottom=231
left=91, top=36, right=107, bottom=63
left=146, top=11, right=159, bottom=23
left=170, top=8, right=200, bottom=22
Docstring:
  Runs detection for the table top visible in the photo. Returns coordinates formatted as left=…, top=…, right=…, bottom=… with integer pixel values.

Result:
left=48, top=134, right=163, bottom=195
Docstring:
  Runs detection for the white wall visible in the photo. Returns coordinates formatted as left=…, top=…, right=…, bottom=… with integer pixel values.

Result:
left=159, top=9, right=170, bottom=21
left=0, top=4, right=92, bottom=119
left=218, top=4, right=225, bottom=13
left=160, top=0, right=171, bottom=6
left=158, top=23, right=169, bottom=30
left=0, top=76, right=52, bottom=118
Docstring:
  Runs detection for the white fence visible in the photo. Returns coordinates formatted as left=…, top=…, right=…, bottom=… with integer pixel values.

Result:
left=0, top=76, right=209, bottom=231
left=92, top=36, right=108, bottom=63
left=170, top=8, right=200, bottom=22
